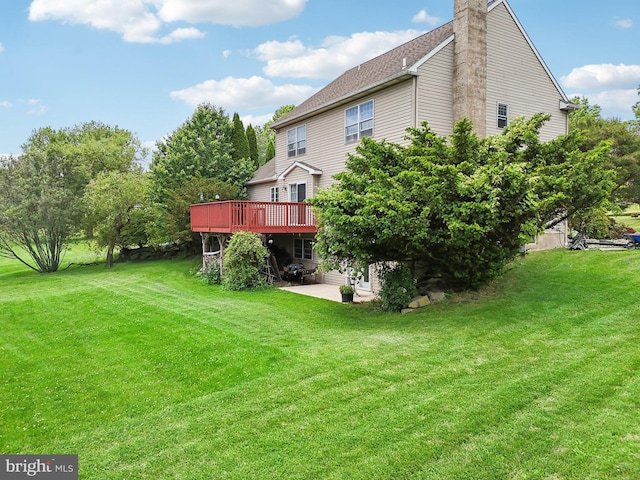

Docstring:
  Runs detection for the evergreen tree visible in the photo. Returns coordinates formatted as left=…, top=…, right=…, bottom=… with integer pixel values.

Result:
left=265, top=139, right=275, bottom=163
left=231, top=112, right=250, bottom=164
left=246, top=124, right=259, bottom=169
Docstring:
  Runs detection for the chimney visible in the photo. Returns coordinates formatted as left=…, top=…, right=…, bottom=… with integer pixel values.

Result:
left=453, top=0, right=487, bottom=137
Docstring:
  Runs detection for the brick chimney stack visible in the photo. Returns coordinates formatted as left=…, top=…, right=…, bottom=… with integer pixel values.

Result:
left=453, top=0, right=487, bottom=137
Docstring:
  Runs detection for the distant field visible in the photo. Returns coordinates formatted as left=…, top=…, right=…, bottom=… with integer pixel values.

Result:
left=2, top=248, right=640, bottom=479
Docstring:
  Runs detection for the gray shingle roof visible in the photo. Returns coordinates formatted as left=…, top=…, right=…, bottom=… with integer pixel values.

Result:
left=246, top=157, right=276, bottom=185
left=272, top=21, right=454, bottom=130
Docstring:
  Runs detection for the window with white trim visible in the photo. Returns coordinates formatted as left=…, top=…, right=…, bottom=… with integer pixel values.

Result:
left=294, top=238, right=313, bottom=260
left=288, top=183, right=306, bottom=202
left=270, top=187, right=279, bottom=202
left=287, top=125, right=306, bottom=157
left=497, top=103, right=509, bottom=129
left=345, top=100, right=374, bottom=142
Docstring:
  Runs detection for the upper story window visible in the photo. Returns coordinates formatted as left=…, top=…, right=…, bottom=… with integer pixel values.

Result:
left=345, top=100, right=374, bottom=143
left=497, top=103, right=509, bottom=129
left=287, top=125, right=306, bottom=157
left=270, top=187, right=279, bottom=202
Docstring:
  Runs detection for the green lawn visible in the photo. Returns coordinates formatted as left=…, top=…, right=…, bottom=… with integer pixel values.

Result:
left=610, top=204, right=640, bottom=231
left=1, top=248, right=640, bottom=479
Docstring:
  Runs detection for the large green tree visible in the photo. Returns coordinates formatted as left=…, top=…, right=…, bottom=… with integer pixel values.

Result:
left=157, top=177, right=240, bottom=244
left=255, top=104, right=295, bottom=165
left=150, top=103, right=253, bottom=204
left=83, top=170, right=149, bottom=267
left=231, top=113, right=250, bottom=166
left=246, top=124, right=259, bottom=169
left=0, top=123, right=144, bottom=272
left=149, top=104, right=253, bottom=244
left=570, top=96, right=640, bottom=205
left=310, top=115, right=614, bottom=291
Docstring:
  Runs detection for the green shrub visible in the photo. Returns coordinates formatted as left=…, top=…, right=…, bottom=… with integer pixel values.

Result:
left=222, top=231, right=268, bottom=290
left=200, top=261, right=222, bottom=285
left=570, top=207, right=627, bottom=239
left=379, top=263, right=417, bottom=312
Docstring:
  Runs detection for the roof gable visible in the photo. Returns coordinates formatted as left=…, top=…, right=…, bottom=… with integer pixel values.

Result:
left=271, top=0, right=570, bottom=130
left=278, top=161, right=323, bottom=180
left=488, top=0, right=569, bottom=103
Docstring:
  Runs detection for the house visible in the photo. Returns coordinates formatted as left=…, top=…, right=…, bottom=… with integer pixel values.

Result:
left=191, top=0, right=573, bottom=291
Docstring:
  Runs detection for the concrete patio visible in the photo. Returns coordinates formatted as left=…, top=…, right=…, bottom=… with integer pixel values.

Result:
left=279, top=283, right=376, bottom=303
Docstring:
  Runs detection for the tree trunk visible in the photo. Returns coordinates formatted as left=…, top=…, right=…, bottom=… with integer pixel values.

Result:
left=106, top=242, right=115, bottom=268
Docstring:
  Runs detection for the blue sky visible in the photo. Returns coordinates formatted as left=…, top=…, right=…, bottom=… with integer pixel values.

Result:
left=1, top=0, right=639, bottom=156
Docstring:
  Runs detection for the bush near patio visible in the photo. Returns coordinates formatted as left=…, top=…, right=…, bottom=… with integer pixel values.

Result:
left=2, top=247, right=640, bottom=478
left=221, top=230, right=268, bottom=290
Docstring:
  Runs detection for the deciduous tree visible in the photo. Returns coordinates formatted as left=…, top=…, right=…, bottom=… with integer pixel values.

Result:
left=83, top=170, right=149, bottom=267
left=570, top=96, right=640, bottom=205
left=0, top=123, right=144, bottom=272
left=256, top=104, right=294, bottom=165
left=310, top=115, right=614, bottom=292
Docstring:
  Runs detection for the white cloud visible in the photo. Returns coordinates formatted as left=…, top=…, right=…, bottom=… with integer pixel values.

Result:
left=240, top=113, right=275, bottom=128
left=0, top=101, right=12, bottom=108
left=412, top=9, right=441, bottom=27
left=158, top=27, right=205, bottom=44
left=0, top=43, right=5, bottom=53
left=615, top=18, right=633, bottom=29
left=255, top=29, right=425, bottom=79
left=170, top=75, right=318, bottom=109
left=157, top=0, right=306, bottom=26
left=571, top=89, right=638, bottom=118
left=28, top=0, right=306, bottom=43
left=561, top=64, right=640, bottom=90
left=222, top=49, right=231, bottom=59
left=27, top=105, right=48, bottom=116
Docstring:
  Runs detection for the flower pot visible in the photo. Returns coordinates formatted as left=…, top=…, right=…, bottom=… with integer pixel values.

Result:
left=341, top=292, right=354, bottom=303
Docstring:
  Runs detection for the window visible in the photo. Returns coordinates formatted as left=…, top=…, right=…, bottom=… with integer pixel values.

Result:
left=270, top=187, right=279, bottom=202
left=497, top=103, right=509, bottom=129
left=294, top=238, right=313, bottom=260
left=345, top=100, right=374, bottom=142
left=287, top=125, right=306, bottom=157
left=289, top=183, right=306, bottom=202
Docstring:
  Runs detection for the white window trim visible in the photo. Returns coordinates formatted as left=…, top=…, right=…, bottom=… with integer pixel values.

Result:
left=287, top=125, right=307, bottom=158
left=288, top=182, right=307, bottom=202
left=345, top=100, right=374, bottom=143
left=270, top=186, right=279, bottom=202
left=497, top=103, right=509, bottom=129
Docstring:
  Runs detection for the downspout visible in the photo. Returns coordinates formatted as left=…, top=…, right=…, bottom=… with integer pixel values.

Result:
left=412, top=75, right=418, bottom=129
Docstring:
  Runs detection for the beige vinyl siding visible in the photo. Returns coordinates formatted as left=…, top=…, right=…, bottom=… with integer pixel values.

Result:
left=486, top=3, right=568, bottom=141
left=283, top=167, right=313, bottom=200
left=416, top=42, right=455, bottom=137
left=274, top=80, right=414, bottom=194
left=247, top=182, right=276, bottom=202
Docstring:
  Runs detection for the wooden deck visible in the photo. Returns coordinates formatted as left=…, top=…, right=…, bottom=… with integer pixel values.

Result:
left=190, top=201, right=318, bottom=234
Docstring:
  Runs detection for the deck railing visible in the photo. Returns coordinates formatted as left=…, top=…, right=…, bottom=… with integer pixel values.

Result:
left=190, top=201, right=318, bottom=234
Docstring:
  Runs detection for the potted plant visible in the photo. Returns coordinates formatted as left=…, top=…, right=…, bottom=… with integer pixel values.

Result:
left=339, top=284, right=354, bottom=303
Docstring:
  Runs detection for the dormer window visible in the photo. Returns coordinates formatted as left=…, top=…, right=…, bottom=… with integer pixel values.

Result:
left=287, top=125, right=306, bottom=157
left=345, top=100, right=374, bottom=143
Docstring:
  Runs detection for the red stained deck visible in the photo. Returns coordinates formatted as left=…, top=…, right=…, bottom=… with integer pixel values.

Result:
left=190, top=201, right=318, bottom=234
